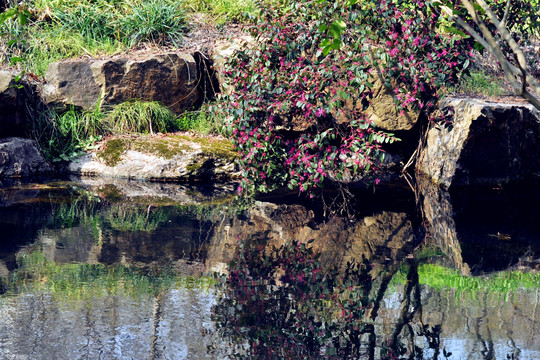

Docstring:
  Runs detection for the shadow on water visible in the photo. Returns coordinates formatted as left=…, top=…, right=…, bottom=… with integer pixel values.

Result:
left=0, top=178, right=538, bottom=359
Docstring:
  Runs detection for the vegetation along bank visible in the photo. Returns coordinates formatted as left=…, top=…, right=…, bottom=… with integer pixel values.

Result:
left=0, top=0, right=539, bottom=195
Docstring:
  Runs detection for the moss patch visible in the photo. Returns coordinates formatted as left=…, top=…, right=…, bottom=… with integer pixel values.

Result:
left=131, top=138, right=191, bottom=159
left=173, top=134, right=237, bottom=161
left=98, top=138, right=130, bottom=167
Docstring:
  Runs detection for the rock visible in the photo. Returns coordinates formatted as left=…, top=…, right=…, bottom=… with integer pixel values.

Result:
left=0, top=137, right=53, bottom=177
left=67, top=134, right=239, bottom=182
left=417, top=98, right=540, bottom=188
left=212, top=35, right=254, bottom=95
left=365, top=75, right=420, bottom=131
left=0, top=70, right=28, bottom=137
left=43, top=52, right=200, bottom=114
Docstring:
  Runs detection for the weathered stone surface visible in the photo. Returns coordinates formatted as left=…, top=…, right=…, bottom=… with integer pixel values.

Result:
left=417, top=98, right=540, bottom=188
left=0, top=137, right=53, bottom=177
left=0, top=71, right=28, bottom=137
left=212, top=35, right=254, bottom=95
left=67, top=135, right=239, bottom=182
left=43, top=52, right=200, bottom=114
left=365, top=75, right=420, bottom=131
left=206, top=200, right=417, bottom=274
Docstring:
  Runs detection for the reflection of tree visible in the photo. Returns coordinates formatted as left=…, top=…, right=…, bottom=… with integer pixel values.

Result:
left=211, top=239, right=445, bottom=359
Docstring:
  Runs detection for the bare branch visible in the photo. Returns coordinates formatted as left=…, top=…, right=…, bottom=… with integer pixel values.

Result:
left=475, top=0, right=528, bottom=70
left=501, top=0, right=511, bottom=27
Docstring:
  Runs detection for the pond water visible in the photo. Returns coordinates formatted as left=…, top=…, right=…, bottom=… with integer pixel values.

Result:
left=0, top=178, right=538, bottom=359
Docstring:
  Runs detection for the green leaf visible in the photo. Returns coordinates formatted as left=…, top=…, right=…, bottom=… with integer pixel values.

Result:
left=473, top=42, right=484, bottom=53
left=17, top=11, right=28, bottom=26
left=322, top=46, right=332, bottom=56
left=331, top=38, right=342, bottom=50
left=321, top=38, right=332, bottom=47
left=0, top=8, right=18, bottom=25
left=329, top=20, right=346, bottom=39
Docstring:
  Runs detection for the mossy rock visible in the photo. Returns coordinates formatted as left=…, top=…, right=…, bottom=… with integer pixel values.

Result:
left=97, top=134, right=237, bottom=167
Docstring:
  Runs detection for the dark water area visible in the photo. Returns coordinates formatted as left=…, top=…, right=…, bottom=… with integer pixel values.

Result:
left=0, top=178, right=538, bottom=359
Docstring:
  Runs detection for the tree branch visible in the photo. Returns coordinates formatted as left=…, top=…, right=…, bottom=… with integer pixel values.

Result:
left=501, top=0, right=511, bottom=28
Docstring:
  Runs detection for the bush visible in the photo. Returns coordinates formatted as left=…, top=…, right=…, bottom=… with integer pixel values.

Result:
left=216, top=0, right=474, bottom=195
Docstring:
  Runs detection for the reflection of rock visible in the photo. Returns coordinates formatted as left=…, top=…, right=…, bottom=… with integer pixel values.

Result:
left=418, top=177, right=470, bottom=275
left=206, top=201, right=418, bottom=272
left=40, top=227, right=101, bottom=265
left=378, top=283, right=540, bottom=359
left=0, top=138, right=53, bottom=178
left=0, top=260, right=8, bottom=280
left=0, top=289, right=218, bottom=359
left=417, top=98, right=540, bottom=188
left=74, top=176, right=236, bottom=204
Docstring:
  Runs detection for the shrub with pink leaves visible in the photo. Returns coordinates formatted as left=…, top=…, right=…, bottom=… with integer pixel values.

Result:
left=215, top=0, right=474, bottom=195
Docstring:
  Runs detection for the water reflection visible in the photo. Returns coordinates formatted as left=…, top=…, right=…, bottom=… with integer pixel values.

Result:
left=0, top=179, right=538, bottom=359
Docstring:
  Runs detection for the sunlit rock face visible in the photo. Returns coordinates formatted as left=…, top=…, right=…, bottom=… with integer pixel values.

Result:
left=43, top=53, right=200, bottom=114
left=417, top=98, right=540, bottom=189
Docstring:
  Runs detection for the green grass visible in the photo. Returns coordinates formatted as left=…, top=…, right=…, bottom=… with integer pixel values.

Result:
left=104, top=100, right=177, bottom=134
left=1, top=0, right=187, bottom=75
left=451, top=70, right=506, bottom=97
left=174, top=109, right=215, bottom=134
left=391, top=263, right=540, bottom=301
left=417, top=264, right=540, bottom=293
left=31, top=99, right=229, bottom=162
left=32, top=105, right=104, bottom=162
left=182, top=0, right=258, bottom=25
left=0, top=0, right=265, bottom=74
left=118, top=0, right=186, bottom=46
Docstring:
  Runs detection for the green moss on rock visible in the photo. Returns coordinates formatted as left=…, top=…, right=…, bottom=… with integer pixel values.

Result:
left=98, top=138, right=129, bottom=167
left=96, top=134, right=237, bottom=167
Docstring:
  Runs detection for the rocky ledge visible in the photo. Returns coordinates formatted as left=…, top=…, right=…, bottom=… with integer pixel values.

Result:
left=417, top=97, right=540, bottom=189
left=66, top=133, right=240, bottom=182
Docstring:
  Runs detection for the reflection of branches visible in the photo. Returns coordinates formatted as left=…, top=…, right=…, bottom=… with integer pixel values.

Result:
left=211, top=238, right=446, bottom=359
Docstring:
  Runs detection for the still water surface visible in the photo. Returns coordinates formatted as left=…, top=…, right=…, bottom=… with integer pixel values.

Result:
left=0, top=178, right=538, bottom=359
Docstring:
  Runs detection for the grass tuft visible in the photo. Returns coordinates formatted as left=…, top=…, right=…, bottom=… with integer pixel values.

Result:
left=32, top=105, right=105, bottom=162
left=104, top=100, right=177, bottom=134
left=118, top=0, right=186, bottom=46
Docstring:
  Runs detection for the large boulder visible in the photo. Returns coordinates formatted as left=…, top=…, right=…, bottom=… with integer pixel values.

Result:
left=67, top=134, right=239, bottom=182
left=417, top=98, right=540, bottom=188
left=43, top=52, right=200, bottom=114
left=0, top=137, right=53, bottom=177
